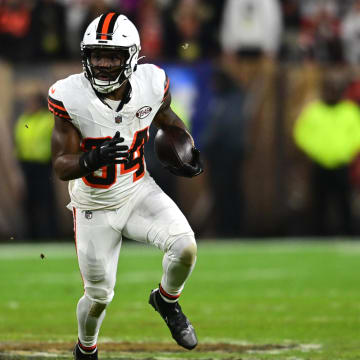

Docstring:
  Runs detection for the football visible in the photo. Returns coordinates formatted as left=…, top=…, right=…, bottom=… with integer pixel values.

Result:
left=154, top=126, right=193, bottom=169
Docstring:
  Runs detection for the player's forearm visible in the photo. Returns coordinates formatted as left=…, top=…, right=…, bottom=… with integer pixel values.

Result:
left=53, top=154, right=90, bottom=181
left=154, top=112, right=186, bottom=130
left=154, top=110, right=194, bottom=145
left=165, top=116, right=188, bottom=131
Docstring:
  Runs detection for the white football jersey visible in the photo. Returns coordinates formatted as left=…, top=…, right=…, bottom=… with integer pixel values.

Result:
left=48, top=64, right=169, bottom=210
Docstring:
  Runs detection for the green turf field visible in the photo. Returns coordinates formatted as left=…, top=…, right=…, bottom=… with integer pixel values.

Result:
left=0, top=240, right=360, bottom=359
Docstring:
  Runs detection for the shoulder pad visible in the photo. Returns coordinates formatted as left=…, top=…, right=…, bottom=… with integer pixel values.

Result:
left=48, top=79, right=71, bottom=120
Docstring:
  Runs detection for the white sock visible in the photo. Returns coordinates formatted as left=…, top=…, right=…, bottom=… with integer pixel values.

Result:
left=77, top=295, right=106, bottom=348
left=160, top=239, right=196, bottom=303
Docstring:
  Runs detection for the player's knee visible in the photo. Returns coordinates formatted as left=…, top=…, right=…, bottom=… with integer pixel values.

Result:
left=179, top=241, right=197, bottom=265
left=85, top=285, right=114, bottom=305
left=81, top=258, right=115, bottom=304
left=170, top=235, right=197, bottom=266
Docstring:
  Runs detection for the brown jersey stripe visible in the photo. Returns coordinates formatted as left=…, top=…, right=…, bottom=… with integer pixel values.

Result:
left=48, top=100, right=67, bottom=114
left=48, top=97, right=71, bottom=119
left=48, top=96, right=67, bottom=110
left=48, top=104, right=71, bottom=119
left=48, top=98, right=71, bottom=119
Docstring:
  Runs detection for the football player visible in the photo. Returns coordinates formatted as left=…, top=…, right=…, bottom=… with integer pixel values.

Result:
left=48, top=12, right=203, bottom=360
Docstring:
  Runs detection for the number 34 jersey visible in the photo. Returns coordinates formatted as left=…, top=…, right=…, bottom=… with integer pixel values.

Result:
left=48, top=64, right=169, bottom=210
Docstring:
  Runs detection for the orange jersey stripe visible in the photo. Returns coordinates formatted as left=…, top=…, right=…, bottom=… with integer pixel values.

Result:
left=48, top=99, right=67, bottom=113
left=48, top=104, right=71, bottom=119
left=162, top=77, right=170, bottom=101
left=164, top=77, right=170, bottom=94
left=101, top=12, right=115, bottom=40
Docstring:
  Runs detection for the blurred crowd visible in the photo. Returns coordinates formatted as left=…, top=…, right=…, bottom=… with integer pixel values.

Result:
left=4, top=0, right=360, bottom=240
left=2, top=0, right=360, bottom=65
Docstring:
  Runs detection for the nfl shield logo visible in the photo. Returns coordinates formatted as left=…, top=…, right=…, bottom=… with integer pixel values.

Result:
left=115, top=115, right=122, bottom=123
left=85, top=210, right=92, bottom=220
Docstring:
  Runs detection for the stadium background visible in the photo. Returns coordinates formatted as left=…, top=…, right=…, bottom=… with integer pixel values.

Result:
left=1, top=0, right=360, bottom=241
left=3, top=1, right=360, bottom=360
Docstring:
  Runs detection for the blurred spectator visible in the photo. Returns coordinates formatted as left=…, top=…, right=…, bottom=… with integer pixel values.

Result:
left=343, top=73, right=360, bottom=105
left=202, top=69, right=248, bottom=237
left=281, top=0, right=301, bottom=29
left=293, top=72, right=360, bottom=235
left=220, top=0, right=283, bottom=59
left=279, top=0, right=302, bottom=61
left=62, top=0, right=90, bottom=59
left=14, top=92, right=57, bottom=239
left=299, top=1, right=343, bottom=63
left=341, top=0, right=360, bottom=65
left=136, top=0, right=163, bottom=61
left=0, top=0, right=33, bottom=62
left=30, top=0, right=68, bottom=61
left=79, top=0, right=113, bottom=40
left=162, top=0, right=223, bottom=62
left=114, top=0, right=142, bottom=21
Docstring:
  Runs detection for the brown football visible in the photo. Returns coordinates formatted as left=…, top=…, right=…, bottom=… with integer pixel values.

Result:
left=154, top=126, right=193, bottom=169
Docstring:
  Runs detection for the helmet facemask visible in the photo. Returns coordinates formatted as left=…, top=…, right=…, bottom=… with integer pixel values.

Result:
left=81, top=44, right=139, bottom=94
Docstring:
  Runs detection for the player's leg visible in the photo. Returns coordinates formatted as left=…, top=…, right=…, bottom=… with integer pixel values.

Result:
left=123, top=182, right=197, bottom=298
left=158, top=230, right=197, bottom=301
left=72, top=208, right=122, bottom=357
left=122, top=181, right=198, bottom=349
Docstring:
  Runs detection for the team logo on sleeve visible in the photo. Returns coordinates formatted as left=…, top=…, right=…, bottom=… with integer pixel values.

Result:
left=136, top=106, right=152, bottom=119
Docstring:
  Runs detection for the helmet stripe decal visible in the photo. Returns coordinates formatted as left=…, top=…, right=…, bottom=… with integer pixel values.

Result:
left=96, top=14, right=108, bottom=38
left=107, top=13, right=120, bottom=38
left=96, top=12, right=120, bottom=40
left=100, top=13, right=115, bottom=39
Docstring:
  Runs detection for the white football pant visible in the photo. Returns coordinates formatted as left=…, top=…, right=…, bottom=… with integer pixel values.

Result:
left=72, top=179, right=197, bottom=348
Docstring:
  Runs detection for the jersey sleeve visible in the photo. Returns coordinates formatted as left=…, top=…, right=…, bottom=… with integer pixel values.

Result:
left=47, top=82, right=72, bottom=120
left=147, top=64, right=169, bottom=104
left=162, top=73, right=170, bottom=102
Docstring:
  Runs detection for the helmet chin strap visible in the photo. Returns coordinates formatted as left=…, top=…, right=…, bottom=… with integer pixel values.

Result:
left=95, top=78, right=128, bottom=94
left=92, top=73, right=122, bottom=93
left=88, top=62, right=127, bottom=94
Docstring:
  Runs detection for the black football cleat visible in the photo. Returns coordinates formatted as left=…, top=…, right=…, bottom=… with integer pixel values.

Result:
left=73, top=343, right=98, bottom=360
left=149, top=288, right=198, bottom=350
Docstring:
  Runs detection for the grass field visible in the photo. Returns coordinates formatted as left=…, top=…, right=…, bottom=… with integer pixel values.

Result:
left=0, top=240, right=360, bottom=360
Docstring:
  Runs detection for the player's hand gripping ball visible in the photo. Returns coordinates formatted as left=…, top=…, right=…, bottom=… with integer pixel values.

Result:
left=154, top=126, right=203, bottom=177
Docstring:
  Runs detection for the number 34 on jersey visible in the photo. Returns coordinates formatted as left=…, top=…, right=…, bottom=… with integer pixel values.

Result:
left=81, top=127, right=148, bottom=189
